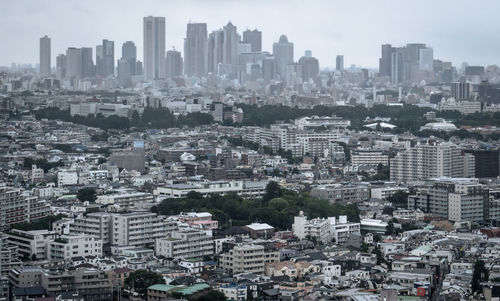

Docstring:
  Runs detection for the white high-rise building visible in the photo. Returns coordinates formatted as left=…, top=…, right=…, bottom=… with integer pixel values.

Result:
left=143, top=16, right=166, bottom=80
left=39, top=35, right=51, bottom=76
left=390, top=143, right=475, bottom=182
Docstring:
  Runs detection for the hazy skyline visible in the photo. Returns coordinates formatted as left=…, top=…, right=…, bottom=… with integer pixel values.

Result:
left=2, top=0, right=500, bottom=69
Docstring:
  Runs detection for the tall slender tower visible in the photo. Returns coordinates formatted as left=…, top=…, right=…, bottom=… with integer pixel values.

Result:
left=122, top=41, right=137, bottom=75
left=143, top=16, right=166, bottom=80
left=39, top=35, right=51, bottom=76
left=184, top=23, right=207, bottom=77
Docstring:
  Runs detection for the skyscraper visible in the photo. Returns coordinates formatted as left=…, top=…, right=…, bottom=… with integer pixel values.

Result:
left=242, top=29, right=262, bottom=52
left=336, top=55, right=344, bottom=71
left=299, top=55, right=319, bottom=82
left=273, top=35, right=294, bottom=80
left=56, top=54, right=66, bottom=80
left=117, top=58, right=132, bottom=87
left=419, top=48, right=434, bottom=71
left=122, top=41, right=137, bottom=75
left=81, top=47, right=94, bottom=78
left=166, top=48, right=183, bottom=78
left=184, top=23, right=207, bottom=77
left=39, top=35, right=51, bottom=76
left=379, top=44, right=392, bottom=77
left=143, top=16, right=166, bottom=80
left=65, top=47, right=82, bottom=80
left=222, top=22, right=238, bottom=74
left=96, top=39, right=114, bottom=77
left=207, top=30, right=224, bottom=74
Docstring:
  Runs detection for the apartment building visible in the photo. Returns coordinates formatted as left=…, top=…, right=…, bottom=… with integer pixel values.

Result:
left=4, top=229, right=57, bottom=260
left=154, top=180, right=268, bottom=199
left=408, top=177, right=489, bottom=222
left=351, top=149, right=389, bottom=166
left=328, top=216, right=361, bottom=245
left=71, top=212, right=175, bottom=248
left=0, top=186, right=50, bottom=231
left=155, top=229, right=214, bottom=259
left=219, top=243, right=279, bottom=275
left=293, top=211, right=332, bottom=244
left=311, top=184, right=370, bottom=203
left=48, top=234, right=102, bottom=260
left=10, top=267, right=112, bottom=301
left=96, top=192, right=154, bottom=206
left=390, top=143, right=475, bottom=182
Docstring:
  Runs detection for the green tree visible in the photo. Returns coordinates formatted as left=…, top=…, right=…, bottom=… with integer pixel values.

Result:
left=125, top=270, right=165, bottom=298
left=77, top=187, right=97, bottom=203
left=471, top=260, right=489, bottom=294
left=262, top=181, right=282, bottom=203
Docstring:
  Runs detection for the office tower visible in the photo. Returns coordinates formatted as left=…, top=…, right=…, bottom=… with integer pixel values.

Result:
left=451, top=82, right=470, bottom=100
left=96, top=39, right=114, bottom=76
left=56, top=54, right=66, bottom=80
left=286, top=63, right=303, bottom=86
left=336, top=55, right=344, bottom=71
left=39, top=35, right=51, bottom=76
left=242, top=29, right=262, bottom=52
left=81, top=47, right=94, bottom=78
left=298, top=55, right=319, bottom=82
left=379, top=44, right=392, bottom=77
left=117, top=58, right=132, bottom=87
left=273, top=35, right=294, bottom=80
left=65, top=47, right=82, bottom=79
left=419, top=48, right=433, bottom=71
left=143, top=16, right=166, bottom=80
left=465, top=66, right=485, bottom=76
left=184, top=23, right=207, bottom=77
left=136, top=60, right=143, bottom=75
left=262, top=56, right=276, bottom=82
left=207, top=30, right=224, bottom=74
left=304, top=50, right=312, bottom=58
left=222, top=22, right=238, bottom=74
left=166, top=48, right=183, bottom=78
left=121, top=41, right=137, bottom=75
left=390, top=47, right=404, bottom=84
left=390, top=143, right=475, bottom=182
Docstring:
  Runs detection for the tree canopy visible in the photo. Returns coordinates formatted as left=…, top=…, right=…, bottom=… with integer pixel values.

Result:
left=125, top=270, right=165, bottom=298
left=152, top=182, right=360, bottom=230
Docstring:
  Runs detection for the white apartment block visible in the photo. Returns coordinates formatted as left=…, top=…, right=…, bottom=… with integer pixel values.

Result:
left=371, top=187, right=409, bottom=199
left=48, top=234, right=102, bottom=260
left=328, top=216, right=361, bottom=245
left=390, top=143, right=475, bottom=182
left=111, top=212, right=168, bottom=247
left=155, top=230, right=214, bottom=259
left=70, top=212, right=176, bottom=248
left=154, top=180, right=268, bottom=199
left=293, top=211, right=332, bottom=244
left=219, top=243, right=279, bottom=274
left=448, top=183, right=487, bottom=222
left=96, top=192, right=153, bottom=206
left=351, top=149, right=388, bottom=166
left=4, top=229, right=58, bottom=260
left=57, top=170, right=78, bottom=187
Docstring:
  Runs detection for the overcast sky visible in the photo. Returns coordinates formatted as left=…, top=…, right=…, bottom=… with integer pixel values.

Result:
left=2, top=0, right=500, bottom=69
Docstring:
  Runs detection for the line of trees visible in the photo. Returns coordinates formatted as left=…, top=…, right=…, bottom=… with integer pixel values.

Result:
left=34, top=107, right=214, bottom=130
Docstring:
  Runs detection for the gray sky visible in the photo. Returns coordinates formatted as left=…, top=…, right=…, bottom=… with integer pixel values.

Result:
left=2, top=0, right=500, bottom=69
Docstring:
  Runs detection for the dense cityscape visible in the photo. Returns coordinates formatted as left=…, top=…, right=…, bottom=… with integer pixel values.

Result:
left=1, top=3, right=500, bottom=301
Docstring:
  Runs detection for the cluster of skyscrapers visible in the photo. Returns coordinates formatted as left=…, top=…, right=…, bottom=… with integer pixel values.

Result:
left=39, top=16, right=336, bottom=89
left=379, top=43, right=435, bottom=84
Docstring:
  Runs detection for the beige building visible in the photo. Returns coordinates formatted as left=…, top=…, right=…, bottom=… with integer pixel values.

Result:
left=265, top=261, right=320, bottom=281
left=219, top=243, right=279, bottom=274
